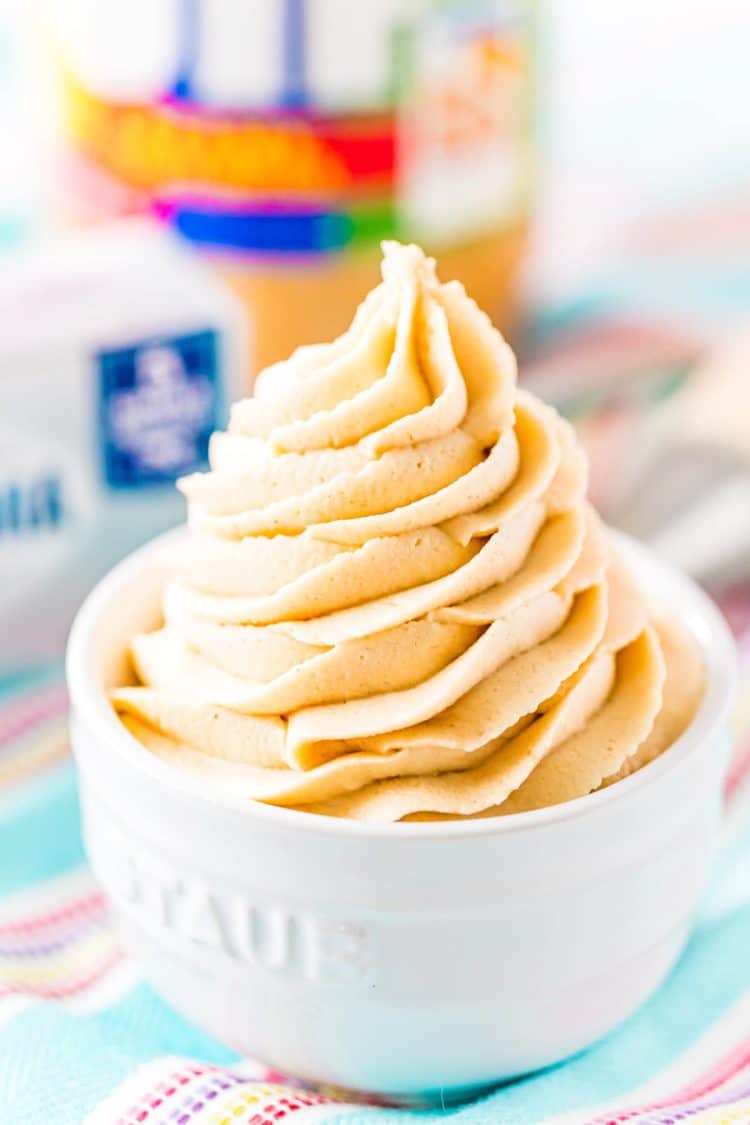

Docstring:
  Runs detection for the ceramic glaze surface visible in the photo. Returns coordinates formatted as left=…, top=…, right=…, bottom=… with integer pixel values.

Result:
left=67, top=531, right=735, bottom=1097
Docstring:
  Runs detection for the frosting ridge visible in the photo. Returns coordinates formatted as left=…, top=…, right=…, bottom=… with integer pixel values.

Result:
left=113, top=242, right=703, bottom=821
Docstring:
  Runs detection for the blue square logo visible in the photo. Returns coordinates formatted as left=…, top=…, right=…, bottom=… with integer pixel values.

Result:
left=98, top=330, right=221, bottom=489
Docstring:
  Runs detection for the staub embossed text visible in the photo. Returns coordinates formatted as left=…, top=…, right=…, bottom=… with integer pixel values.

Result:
left=98, top=843, right=369, bottom=984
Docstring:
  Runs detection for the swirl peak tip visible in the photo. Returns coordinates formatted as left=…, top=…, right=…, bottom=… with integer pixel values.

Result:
left=380, top=240, right=438, bottom=289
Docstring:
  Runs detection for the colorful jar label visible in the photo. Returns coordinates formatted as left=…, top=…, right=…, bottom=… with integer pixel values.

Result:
left=58, top=0, right=533, bottom=259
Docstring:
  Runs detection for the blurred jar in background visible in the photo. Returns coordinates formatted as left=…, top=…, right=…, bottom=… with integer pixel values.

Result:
left=51, top=0, right=535, bottom=379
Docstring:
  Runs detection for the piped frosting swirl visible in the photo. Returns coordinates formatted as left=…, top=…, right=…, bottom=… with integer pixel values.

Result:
left=113, top=243, right=704, bottom=821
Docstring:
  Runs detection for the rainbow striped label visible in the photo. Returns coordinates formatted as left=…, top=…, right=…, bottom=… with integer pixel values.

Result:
left=58, top=0, right=533, bottom=258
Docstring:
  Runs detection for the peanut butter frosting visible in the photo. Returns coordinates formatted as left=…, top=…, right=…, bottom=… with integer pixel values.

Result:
left=112, top=242, right=704, bottom=822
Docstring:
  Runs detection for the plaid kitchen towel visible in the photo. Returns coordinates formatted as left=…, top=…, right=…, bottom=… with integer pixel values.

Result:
left=1, top=590, right=750, bottom=1125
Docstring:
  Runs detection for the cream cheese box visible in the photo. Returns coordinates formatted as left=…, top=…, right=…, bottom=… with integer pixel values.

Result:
left=0, top=219, right=246, bottom=668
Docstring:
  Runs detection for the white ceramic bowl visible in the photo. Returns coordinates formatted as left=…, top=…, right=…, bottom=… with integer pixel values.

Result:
left=67, top=530, right=736, bottom=1102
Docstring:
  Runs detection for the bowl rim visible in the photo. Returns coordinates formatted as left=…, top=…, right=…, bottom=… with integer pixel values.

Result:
left=66, top=526, right=738, bottom=840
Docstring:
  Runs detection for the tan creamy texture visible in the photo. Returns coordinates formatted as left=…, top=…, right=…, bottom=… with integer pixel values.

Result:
left=112, top=243, right=704, bottom=821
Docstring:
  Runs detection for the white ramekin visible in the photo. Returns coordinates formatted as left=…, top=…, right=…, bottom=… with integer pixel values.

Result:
left=66, top=529, right=736, bottom=1102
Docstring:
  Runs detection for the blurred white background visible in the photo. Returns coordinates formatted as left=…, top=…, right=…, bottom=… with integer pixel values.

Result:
left=535, top=0, right=750, bottom=296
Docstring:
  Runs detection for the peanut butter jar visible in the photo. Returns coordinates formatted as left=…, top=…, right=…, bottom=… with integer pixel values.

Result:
left=53, top=0, right=535, bottom=380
